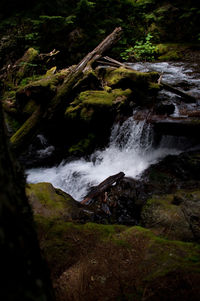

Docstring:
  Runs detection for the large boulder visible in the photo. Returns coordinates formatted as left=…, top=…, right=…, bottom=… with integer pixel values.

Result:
left=97, top=66, right=160, bottom=106
left=26, top=182, right=94, bottom=222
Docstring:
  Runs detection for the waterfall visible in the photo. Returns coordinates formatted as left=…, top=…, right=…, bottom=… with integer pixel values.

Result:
left=27, top=116, right=180, bottom=201
left=27, top=61, right=200, bottom=201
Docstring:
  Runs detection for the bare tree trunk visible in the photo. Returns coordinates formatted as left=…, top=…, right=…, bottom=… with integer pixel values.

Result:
left=0, top=100, right=54, bottom=300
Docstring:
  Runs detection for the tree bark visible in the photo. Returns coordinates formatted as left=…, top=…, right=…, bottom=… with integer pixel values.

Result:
left=0, top=101, right=54, bottom=300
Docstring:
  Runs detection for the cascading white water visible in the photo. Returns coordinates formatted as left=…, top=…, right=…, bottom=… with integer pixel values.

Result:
left=27, top=116, right=181, bottom=201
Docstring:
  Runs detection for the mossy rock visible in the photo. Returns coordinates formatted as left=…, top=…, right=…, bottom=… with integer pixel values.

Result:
left=68, top=133, right=95, bottom=155
left=16, top=70, right=68, bottom=106
left=155, top=43, right=191, bottom=61
left=102, top=67, right=159, bottom=89
left=141, top=190, right=200, bottom=242
left=158, top=50, right=181, bottom=61
left=26, top=182, right=92, bottom=222
left=34, top=215, right=200, bottom=301
left=65, top=88, right=132, bottom=121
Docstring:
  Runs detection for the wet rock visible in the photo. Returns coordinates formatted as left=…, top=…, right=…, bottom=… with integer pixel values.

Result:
left=153, top=117, right=200, bottom=138
left=81, top=150, right=200, bottom=227
left=154, top=100, right=175, bottom=115
left=141, top=151, right=200, bottom=194
left=86, top=177, right=148, bottom=225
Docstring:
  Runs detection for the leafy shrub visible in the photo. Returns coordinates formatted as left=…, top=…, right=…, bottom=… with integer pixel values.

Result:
left=120, top=33, right=156, bottom=61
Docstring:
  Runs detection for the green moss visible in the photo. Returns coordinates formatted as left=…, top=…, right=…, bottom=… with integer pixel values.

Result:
left=26, top=182, right=74, bottom=208
left=65, top=104, right=81, bottom=119
left=124, top=226, right=200, bottom=280
left=155, top=43, right=169, bottom=55
left=79, top=90, right=114, bottom=106
left=5, top=114, right=21, bottom=133
left=23, top=100, right=38, bottom=115
left=104, top=67, right=159, bottom=88
left=148, top=82, right=161, bottom=92
left=17, top=69, right=68, bottom=98
left=80, top=107, right=94, bottom=121
left=155, top=43, right=192, bottom=61
left=68, top=133, right=95, bottom=154
left=45, top=66, right=57, bottom=76
left=82, top=222, right=127, bottom=238
left=141, top=189, right=200, bottom=242
left=10, top=107, right=41, bottom=151
left=19, top=75, right=43, bottom=87
left=103, top=85, right=112, bottom=93
left=16, top=48, right=39, bottom=81
left=26, top=182, right=81, bottom=220
left=33, top=214, right=200, bottom=298
left=158, top=50, right=180, bottom=61
left=145, top=194, right=175, bottom=208
left=2, top=90, right=16, bottom=102
left=65, top=88, right=132, bottom=121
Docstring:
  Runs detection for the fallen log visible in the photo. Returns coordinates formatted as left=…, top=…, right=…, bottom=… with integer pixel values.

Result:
left=10, top=27, right=123, bottom=154
left=47, top=27, right=123, bottom=119
left=97, top=56, right=135, bottom=71
left=81, top=171, right=125, bottom=205
left=10, top=106, right=44, bottom=155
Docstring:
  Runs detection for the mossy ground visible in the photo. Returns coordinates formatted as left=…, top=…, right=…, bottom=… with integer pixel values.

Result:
left=34, top=214, right=200, bottom=301
left=141, top=189, right=200, bottom=242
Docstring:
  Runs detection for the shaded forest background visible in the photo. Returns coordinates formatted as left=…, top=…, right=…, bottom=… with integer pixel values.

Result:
left=0, top=0, right=199, bottom=69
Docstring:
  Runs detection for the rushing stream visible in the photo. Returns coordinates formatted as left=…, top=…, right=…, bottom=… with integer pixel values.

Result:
left=27, top=61, right=200, bottom=201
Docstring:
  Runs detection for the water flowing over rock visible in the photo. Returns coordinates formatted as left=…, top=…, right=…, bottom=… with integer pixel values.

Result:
left=27, top=60, right=200, bottom=226
left=27, top=115, right=182, bottom=201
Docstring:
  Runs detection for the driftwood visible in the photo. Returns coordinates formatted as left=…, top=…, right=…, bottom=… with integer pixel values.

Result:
left=97, top=56, right=134, bottom=71
left=81, top=171, right=125, bottom=205
left=10, top=27, right=123, bottom=154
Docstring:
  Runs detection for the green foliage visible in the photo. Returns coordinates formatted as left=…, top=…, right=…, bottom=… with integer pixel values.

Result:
left=0, top=0, right=200, bottom=69
left=120, top=33, right=156, bottom=61
left=76, top=0, right=96, bottom=11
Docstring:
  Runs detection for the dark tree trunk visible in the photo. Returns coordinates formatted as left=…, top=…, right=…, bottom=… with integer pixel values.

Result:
left=0, top=100, right=54, bottom=300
